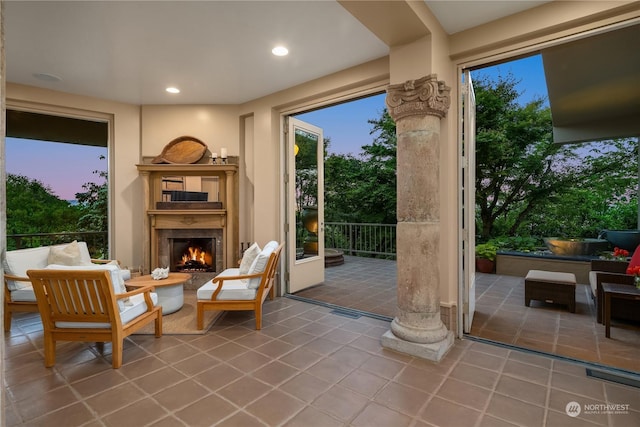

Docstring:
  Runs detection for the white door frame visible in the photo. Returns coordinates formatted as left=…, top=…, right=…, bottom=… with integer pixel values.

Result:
left=285, top=116, right=325, bottom=293
left=458, top=69, right=477, bottom=337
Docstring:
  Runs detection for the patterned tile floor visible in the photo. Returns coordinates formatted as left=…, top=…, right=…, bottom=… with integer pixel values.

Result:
left=4, top=298, right=640, bottom=426
left=295, top=256, right=640, bottom=373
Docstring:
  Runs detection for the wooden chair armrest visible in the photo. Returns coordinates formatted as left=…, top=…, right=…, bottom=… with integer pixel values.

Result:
left=212, top=272, right=264, bottom=283
left=117, top=285, right=156, bottom=299
left=4, top=273, right=30, bottom=295
left=4, top=273, right=29, bottom=282
left=91, top=259, right=122, bottom=265
left=596, top=271, right=634, bottom=287
left=117, top=285, right=157, bottom=312
left=209, top=272, right=265, bottom=300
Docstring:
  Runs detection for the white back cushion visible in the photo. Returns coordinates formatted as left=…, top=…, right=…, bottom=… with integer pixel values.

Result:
left=4, top=246, right=51, bottom=290
left=247, top=241, right=278, bottom=289
left=4, top=242, right=93, bottom=291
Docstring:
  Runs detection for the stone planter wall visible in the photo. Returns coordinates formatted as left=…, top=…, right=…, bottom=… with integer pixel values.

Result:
left=496, top=253, right=592, bottom=284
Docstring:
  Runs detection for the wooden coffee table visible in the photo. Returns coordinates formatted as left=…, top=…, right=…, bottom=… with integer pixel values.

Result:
left=126, top=272, right=191, bottom=315
left=602, top=282, right=640, bottom=338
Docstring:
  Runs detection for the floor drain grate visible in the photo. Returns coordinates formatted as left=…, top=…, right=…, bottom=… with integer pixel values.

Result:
left=586, top=368, right=640, bottom=389
left=330, top=309, right=361, bottom=319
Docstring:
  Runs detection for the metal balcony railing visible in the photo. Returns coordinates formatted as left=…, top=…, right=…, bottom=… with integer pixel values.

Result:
left=325, top=222, right=396, bottom=259
left=6, top=231, right=109, bottom=259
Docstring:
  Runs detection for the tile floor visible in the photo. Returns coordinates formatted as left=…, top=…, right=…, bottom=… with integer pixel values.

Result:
left=472, top=273, right=640, bottom=373
left=295, top=256, right=640, bottom=374
left=295, top=256, right=398, bottom=318
left=3, top=297, right=640, bottom=426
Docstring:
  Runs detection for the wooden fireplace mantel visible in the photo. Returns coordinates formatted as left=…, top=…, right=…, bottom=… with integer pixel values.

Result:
left=137, top=163, right=239, bottom=273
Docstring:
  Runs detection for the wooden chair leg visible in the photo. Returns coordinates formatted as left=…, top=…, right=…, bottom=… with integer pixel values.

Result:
left=255, top=305, right=262, bottom=330
left=197, top=302, right=204, bottom=330
left=4, top=305, right=11, bottom=332
left=155, top=311, right=163, bottom=337
left=112, top=339, right=123, bottom=369
left=43, top=334, right=56, bottom=367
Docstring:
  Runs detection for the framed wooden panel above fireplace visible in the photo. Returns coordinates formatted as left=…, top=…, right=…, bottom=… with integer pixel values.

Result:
left=137, top=163, right=238, bottom=274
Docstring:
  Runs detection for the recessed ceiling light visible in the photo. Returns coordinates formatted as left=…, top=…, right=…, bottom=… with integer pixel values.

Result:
left=166, top=87, right=180, bottom=94
left=33, top=72, right=62, bottom=82
left=272, top=46, right=289, bottom=56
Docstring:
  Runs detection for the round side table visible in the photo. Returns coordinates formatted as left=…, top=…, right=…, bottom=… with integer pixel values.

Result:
left=125, top=272, right=191, bottom=315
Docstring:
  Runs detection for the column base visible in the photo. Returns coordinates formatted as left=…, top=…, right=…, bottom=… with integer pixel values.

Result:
left=381, top=329, right=454, bottom=362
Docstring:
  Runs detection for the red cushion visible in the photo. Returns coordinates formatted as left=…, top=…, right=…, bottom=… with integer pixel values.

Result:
left=627, top=244, right=640, bottom=270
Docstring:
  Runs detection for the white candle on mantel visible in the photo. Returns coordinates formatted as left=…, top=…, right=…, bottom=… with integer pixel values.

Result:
left=221, top=148, right=228, bottom=159
left=212, top=152, right=218, bottom=159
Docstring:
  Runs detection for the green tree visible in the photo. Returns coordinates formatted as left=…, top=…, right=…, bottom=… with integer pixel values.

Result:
left=475, top=73, right=638, bottom=240
left=324, top=108, right=397, bottom=224
left=75, top=156, right=108, bottom=232
left=5, top=174, right=81, bottom=246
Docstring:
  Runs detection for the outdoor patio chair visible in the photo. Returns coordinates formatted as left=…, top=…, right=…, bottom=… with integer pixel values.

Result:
left=197, top=242, right=283, bottom=330
left=27, top=267, right=162, bottom=368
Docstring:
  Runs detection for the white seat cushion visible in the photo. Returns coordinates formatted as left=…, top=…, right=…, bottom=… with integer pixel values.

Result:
left=525, top=270, right=576, bottom=284
left=10, top=287, right=36, bottom=302
left=197, top=274, right=257, bottom=301
left=55, top=293, right=159, bottom=328
left=589, top=270, right=598, bottom=297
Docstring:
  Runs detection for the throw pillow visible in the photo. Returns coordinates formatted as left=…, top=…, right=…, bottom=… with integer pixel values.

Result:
left=239, top=242, right=261, bottom=275
left=48, top=240, right=84, bottom=266
left=626, top=244, right=640, bottom=273
left=247, top=241, right=279, bottom=289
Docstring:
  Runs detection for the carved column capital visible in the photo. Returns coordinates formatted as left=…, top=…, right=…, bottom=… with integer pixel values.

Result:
left=386, top=74, right=451, bottom=120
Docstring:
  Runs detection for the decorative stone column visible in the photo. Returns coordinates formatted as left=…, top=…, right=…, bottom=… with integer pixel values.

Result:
left=381, top=75, right=455, bottom=361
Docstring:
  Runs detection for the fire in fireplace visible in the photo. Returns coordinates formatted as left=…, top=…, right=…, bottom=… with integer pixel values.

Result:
left=171, top=238, right=215, bottom=272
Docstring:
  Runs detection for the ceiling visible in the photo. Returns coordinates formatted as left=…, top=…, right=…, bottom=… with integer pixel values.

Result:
left=542, top=23, right=640, bottom=144
left=4, top=0, right=550, bottom=105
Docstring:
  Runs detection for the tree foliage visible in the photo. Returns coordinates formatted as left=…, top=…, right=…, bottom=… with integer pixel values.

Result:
left=6, top=154, right=109, bottom=254
left=6, top=174, right=81, bottom=236
left=75, top=155, right=108, bottom=232
left=474, top=73, right=638, bottom=241
left=324, top=109, right=397, bottom=224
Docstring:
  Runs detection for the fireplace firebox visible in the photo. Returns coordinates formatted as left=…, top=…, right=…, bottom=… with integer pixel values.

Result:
left=157, top=228, right=224, bottom=274
left=171, top=238, right=215, bottom=272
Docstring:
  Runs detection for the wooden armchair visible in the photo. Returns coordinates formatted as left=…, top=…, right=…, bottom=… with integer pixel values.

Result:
left=4, top=272, right=41, bottom=331
left=26, top=268, right=162, bottom=369
left=4, top=258, right=121, bottom=332
left=589, top=260, right=639, bottom=324
left=197, top=242, right=283, bottom=330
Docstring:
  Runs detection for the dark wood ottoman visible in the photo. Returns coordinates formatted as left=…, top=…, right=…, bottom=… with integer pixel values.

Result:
left=525, top=270, right=577, bottom=312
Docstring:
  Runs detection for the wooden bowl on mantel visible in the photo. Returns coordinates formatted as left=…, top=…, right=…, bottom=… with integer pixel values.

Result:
left=151, top=136, right=208, bottom=164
